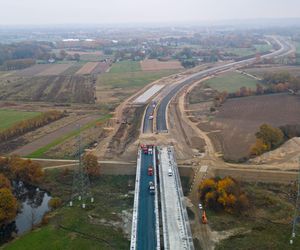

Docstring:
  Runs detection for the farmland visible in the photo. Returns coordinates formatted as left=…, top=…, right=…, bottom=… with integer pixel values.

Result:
left=109, top=61, right=141, bottom=73
left=224, top=44, right=272, bottom=57
left=199, top=94, right=300, bottom=161
left=140, top=59, right=183, bottom=71
left=96, top=61, right=179, bottom=104
left=204, top=71, right=260, bottom=93
left=75, top=62, right=100, bottom=75
left=0, top=75, right=95, bottom=103
left=0, top=109, right=41, bottom=131
left=15, top=64, right=72, bottom=77
left=26, top=114, right=112, bottom=159
left=245, top=65, right=300, bottom=78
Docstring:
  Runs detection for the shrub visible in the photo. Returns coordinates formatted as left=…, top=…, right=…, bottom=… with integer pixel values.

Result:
left=48, top=197, right=62, bottom=209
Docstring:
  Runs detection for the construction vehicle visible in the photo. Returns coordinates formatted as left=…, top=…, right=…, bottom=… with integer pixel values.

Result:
left=141, top=144, right=148, bottom=154
left=148, top=166, right=153, bottom=176
left=202, top=210, right=208, bottom=224
left=149, top=181, right=155, bottom=194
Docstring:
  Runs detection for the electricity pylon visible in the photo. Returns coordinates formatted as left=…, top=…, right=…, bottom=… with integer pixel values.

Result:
left=70, top=126, right=94, bottom=208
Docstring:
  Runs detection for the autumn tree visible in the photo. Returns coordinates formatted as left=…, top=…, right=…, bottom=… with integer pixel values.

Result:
left=0, top=174, right=11, bottom=189
left=199, top=177, right=249, bottom=214
left=255, top=83, right=264, bottom=95
left=250, top=138, right=269, bottom=156
left=83, top=153, right=100, bottom=177
left=9, top=157, right=44, bottom=184
left=255, top=124, right=284, bottom=150
left=0, top=188, right=18, bottom=224
left=199, top=178, right=216, bottom=201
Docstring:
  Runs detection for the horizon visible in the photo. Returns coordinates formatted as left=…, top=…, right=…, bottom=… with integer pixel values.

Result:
left=1, top=17, right=300, bottom=29
left=1, top=0, right=300, bottom=26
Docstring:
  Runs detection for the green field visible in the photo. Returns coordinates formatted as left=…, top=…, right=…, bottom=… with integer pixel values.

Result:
left=225, top=44, right=272, bottom=57
left=0, top=109, right=41, bottom=131
left=254, top=44, right=272, bottom=53
left=109, top=60, right=141, bottom=73
left=204, top=72, right=260, bottom=93
left=27, top=114, right=112, bottom=158
left=99, top=69, right=178, bottom=89
left=98, top=60, right=179, bottom=89
left=4, top=171, right=134, bottom=250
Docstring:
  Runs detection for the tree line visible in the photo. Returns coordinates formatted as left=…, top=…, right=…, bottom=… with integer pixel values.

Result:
left=0, top=42, right=53, bottom=67
left=0, top=156, right=44, bottom=225
left=214, top=72, right=300, bottom=107
left=0, top=110, right=65, bottom=142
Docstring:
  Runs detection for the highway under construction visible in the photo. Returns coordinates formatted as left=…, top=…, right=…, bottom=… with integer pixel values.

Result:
left=130, top=145, right=194, bottom=250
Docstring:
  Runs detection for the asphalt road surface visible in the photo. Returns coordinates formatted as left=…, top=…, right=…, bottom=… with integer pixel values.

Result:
left=137, top=152, right=157, bottom=249
left=143, top=103, right=155, bottom=133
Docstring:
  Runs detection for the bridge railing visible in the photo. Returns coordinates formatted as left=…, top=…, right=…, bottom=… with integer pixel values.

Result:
left=130, top=149, right=142, bottom=250
left=153, top=147, right=161, bottom=250
left=170, top=146, right=195, bottom=250
left=158, top=147, right=170, bottom=249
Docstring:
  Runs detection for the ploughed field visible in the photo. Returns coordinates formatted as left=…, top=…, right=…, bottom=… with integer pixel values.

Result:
left=0, top=75, right=95, bottom=103
left=140, top=59, right=183, bottom=71
left=200, top=94, right=300, bottom=161
left=15, top=64, right=72, bottom=77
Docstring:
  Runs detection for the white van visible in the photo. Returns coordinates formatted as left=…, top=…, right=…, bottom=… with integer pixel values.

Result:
left=168, top=169, right=173, bottom=176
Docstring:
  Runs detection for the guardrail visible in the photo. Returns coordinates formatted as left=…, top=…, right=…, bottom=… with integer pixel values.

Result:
left=153, top=147, right=161, bottom=250
left=158, top=148, right=170, bottom=249
left=169, top=146, right=195, bottom=250
left=130, top=150, right=141, bottom=250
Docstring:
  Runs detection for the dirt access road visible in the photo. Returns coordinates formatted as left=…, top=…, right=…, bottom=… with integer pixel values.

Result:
left=12, top=114, right=100, bottom=156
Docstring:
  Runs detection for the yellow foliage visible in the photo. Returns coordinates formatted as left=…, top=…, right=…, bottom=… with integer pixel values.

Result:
left=48, top=197, right=62, bottom=209
left=200, top=178, right=216, bottom=191
left=0, top=174, right=11, bottom=189
left=201, top=176, right=248, bottom=214
left=250, top=138, right=269, bottom=156
left=217, top=177, right=235, bottom=193
left=0, top=188, right=17, bottom=223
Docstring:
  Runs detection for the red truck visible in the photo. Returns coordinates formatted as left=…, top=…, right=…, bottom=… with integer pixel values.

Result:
left=148, top=166, right=153, bottom=176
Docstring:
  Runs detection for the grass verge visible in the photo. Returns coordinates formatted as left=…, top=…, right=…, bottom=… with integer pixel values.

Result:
left=27, top=114, right=112, bottom=158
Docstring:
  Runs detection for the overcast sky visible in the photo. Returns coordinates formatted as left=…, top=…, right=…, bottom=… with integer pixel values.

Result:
left=1, top=0, right=300, bottom=25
